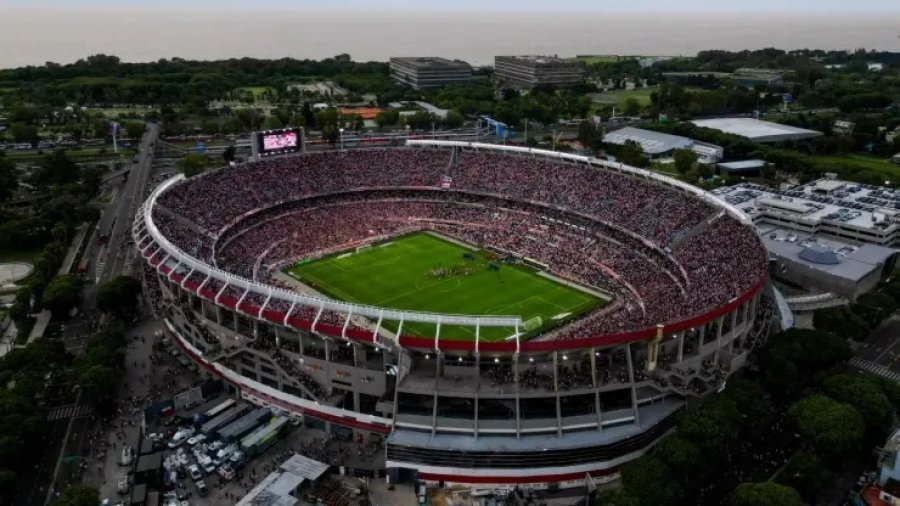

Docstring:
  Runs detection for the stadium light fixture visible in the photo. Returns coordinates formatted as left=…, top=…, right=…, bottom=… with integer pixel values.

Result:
left=494, top=357, right=499, bottom=363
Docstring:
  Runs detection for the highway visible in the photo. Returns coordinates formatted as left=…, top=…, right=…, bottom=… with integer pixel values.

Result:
left=96, top=123, right=159, bottom=284
left=35, top=124, right=159, bottom=505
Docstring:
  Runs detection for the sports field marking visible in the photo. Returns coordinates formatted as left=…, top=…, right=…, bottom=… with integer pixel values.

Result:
left=284, top=232, right=607, bottom=341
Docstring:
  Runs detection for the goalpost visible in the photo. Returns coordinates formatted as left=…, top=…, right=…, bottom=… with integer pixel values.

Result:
left=355, top=244, right=372, bottom=254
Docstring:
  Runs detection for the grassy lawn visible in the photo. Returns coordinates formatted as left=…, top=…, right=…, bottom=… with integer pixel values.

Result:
left=592, top=87, right=656, bottom=106
left=808, top=154, right=899, bottom=182
left=284, top=233, right=603, bottom=341
left=236, top=86, right=274, bottom=98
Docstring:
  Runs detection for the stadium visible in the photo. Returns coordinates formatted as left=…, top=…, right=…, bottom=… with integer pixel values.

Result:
left=133, top=140, right=771, bottom=491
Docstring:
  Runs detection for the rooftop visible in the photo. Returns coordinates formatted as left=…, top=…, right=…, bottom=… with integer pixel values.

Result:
left=390, top=57, right=471, bottom=69
left=691, top=117, right=822, bottom=143
left=496, top=55, right=581, bottom=65
left=712, top=179, right=900, bottom=234
left=603, top=126, right=693, bottom=155
left=236, top=453, right=330, bottom=506
left=757, top=226, right=896, bottom=282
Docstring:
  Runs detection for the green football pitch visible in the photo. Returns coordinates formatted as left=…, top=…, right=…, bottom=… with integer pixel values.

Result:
left=283, top=232, right=604, bottom=341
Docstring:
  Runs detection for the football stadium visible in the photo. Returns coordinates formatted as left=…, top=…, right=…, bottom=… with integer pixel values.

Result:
left=134, top=140, right=772, bottom=491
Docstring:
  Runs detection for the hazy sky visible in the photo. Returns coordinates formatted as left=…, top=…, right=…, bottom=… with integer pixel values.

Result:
left=3, top=0, right=899, bottom=11
left=1, top=0, right=897, bottom=68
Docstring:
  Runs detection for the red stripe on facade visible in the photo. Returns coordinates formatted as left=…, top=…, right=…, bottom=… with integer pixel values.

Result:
left=417, top=467, right=617, bottom=485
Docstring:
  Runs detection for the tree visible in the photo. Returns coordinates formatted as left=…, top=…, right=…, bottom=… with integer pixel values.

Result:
left=619, top=456, right=682, bottom=505
left=179, top=153, right=208, bottom=177
left=612, top=140, right=649, bottom=168
left=678, top=395, right=742, bottom=455
left=123, top=121, right=145, bottom=139
left=10, top=123, right=39, bottom=146
left=651, top=436, right=701, bottom=482
left=621, top=97, right=641, bottom=117
left=222, top=145, right=237, bottom=163
left=730, top=482, right=802, bottom=506
left=34, top=150, right=80, bottom=186
left=56, top=485, right=100, bottom=506
left=96, top=275, right=142, bottom=318
left=42, top=274, right=83, bottom=315
left=0, top=155, right=18, bottom=203
left=789, top=394, right=864, bottom=460
left=673, top=149, right=698, bottom=175
left=775, top=453, right=832, bottom=503
left=822, top=374, right=894, bottom=432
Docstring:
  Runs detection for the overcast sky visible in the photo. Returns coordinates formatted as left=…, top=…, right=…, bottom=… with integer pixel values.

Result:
left=3, top=0, right=898, bottom=11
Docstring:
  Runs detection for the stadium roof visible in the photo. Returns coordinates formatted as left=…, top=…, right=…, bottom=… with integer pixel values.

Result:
left=603, top=127, right=693, bottom=155
left=691, top=118, right=822, bottom=143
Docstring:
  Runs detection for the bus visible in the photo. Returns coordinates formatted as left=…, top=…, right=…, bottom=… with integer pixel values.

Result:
left=203, top=399, right=236, bottom=421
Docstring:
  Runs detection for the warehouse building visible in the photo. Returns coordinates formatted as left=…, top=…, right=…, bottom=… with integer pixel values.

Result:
left=604, top=126, right=724, bottom=163
left=389, top=57, right=474, bottom=89
left=494, top=55, right=585, bottom=89
left=691, top=118, right=822, bottom=143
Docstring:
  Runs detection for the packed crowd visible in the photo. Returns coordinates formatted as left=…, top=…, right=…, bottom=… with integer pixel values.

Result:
left=150, top=147, right=768, bottom=342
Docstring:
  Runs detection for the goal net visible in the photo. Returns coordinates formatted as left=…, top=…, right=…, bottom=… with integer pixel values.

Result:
left=522, top=315, right=543, bottom=332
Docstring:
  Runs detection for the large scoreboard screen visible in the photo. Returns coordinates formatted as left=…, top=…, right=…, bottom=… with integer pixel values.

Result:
left=256, top=128, right=301, bottom=156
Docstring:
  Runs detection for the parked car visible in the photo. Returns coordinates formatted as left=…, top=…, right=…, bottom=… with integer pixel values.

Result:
left=186, top=434, right=206, bottom=446
left=196, top=480, right=208, bottom=497
left=218, top=463, right=235, bottom=481
left=188, top=464, right=202, bottom=482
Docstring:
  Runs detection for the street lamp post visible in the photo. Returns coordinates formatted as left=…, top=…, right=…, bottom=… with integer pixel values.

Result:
left=339, top=127, right=344, bottom=152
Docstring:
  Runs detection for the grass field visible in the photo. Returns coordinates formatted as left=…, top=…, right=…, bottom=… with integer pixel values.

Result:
left=284, top=233, right=604, bottom=341
left=592, top=87, right=656, bottom=107
left=808, top=154, right=898, bottom=181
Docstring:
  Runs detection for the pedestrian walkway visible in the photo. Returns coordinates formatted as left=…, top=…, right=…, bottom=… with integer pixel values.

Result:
left=849, top=357, right=900, bottom=383
left=47, top=403, right=93, bottom=421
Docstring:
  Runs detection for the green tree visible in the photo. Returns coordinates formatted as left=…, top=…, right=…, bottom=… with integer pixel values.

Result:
left=596, top=487, right=640, bottom=506
left=96, top=275, right=142, bottom=318
left=179, top=153, right=208, bottom=177
left=678, top=395, right=742, bottom=455
left=730, top=482, right=802, bottom=506
left=10, top=123, right=39, bottom=146
left=789, top=394, right=865, bottom=460
left=34, top=150, right=80, bottom=186
left=621, top=97, right=641, bottom=117
left=651, top=436, right=701, bottom=482
left=56, top=484, right=100, bottom=506
left=0, top=154, right=18, bottom=203
left=822, top=374, right=894, bottom=432
left=619, top=456, right=682, bottom=506
left=673, top=149, right=698, bottom=175
left=42, top=274, right=83, bottom=315
left=222, top=145, right=237, bottom=163
left=775, top=452, right=832, bottom=503
left=123, top=121, right=145, bottom=139
left=613, top=140, right=649, bottom=168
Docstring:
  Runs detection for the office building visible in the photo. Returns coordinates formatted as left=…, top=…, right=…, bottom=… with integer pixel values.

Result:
left=494, top=55, right=585, bottom=89
left=389, top=57, right=474, bottom=89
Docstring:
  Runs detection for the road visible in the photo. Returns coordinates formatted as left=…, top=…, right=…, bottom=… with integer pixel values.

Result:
left=850, top=314, right=900, bottom=382
left=38, top=124, right=159, bottom=505
left=97, top=123, right=159, bottom=284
